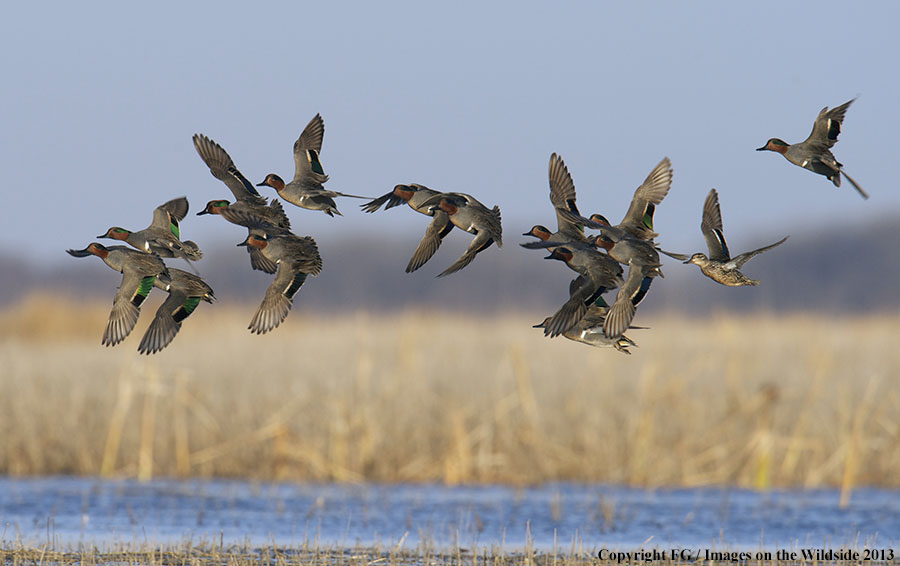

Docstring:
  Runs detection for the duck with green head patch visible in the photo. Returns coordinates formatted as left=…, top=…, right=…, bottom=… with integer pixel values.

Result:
left=66, top=242, right=170, bottom=347
left=256, top=113, right=371, bottom=217
left=193, top=133, right=292, bottom=274
left=98, top=196, right=203, bottom=266
left=417, top=191, right=503, bottom=277
left=138, top=268, right=216, bottom=355
left=756, top=98, right=868, bottom=200
left=361, top=183, right=456, bottom=273
left=522, top=153, right=593, bottom=250
left=533, top=303, right=644, bottom=354
left=545, top=157, right=673, bottom=242
left=237, top=231, right=323, bottom=335
left=541, top=245, right=624, bottom=339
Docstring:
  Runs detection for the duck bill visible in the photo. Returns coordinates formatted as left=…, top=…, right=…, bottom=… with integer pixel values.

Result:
left=255, top=181, right=267, bottom=187
left=682, top=259, right=692, bottom=264
left=236, top=239, right=250, bottom=247
left=96, top=233, right=109, bottom=238
left=755, top=145, right=768, bottom=151
left=66, top=247, right=93, bottom=257
left=197, top=210, right=210, bottom=216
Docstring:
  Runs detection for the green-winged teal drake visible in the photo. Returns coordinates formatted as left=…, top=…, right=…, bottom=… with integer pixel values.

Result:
left=98, top=197, right=203, bottom=263
left=681, top=189, right=788, bottom=287
left=66, top=243, right=170, bottom=347
left=419, top=192, right=503, bottom=277
left=237, top=232, right=323, bottom=335
left=257, top=113, right=369, bottom=216
left=542, top=246, right=623, bottom=338
left=193, top=133, right=292, bottom=274
left=138, top=268, right=215, bottom=355
left=551, top=157, right=673, bottom=242
left=361, top=183, right=455, bottom=273
left=523, top=153, right=592, bottom=247
left=757, top=98, right=868, bottom=200
left=542, top=213, right=676, bottom=338
left=534, top=303, right=641, bottom=354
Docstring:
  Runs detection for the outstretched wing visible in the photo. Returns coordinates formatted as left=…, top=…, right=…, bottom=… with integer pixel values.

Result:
left=193, top=134, right=266, bottom=204
left=619, top=157, right=672, bottom=237
left=248, top=264, right=307, bottom=335
left=138, top=289, right=187, bottom=355
left=406, top=211, right=453, bottom=273
left=104, top=271, right=155, bottom=347
left=732, top=236, right=789, bottom=269
left=701, top=189, right=730, bottom=261
left=803, top=99, right=854, bottom=151
left=603, top=266, right=646, bottom=339
left=150, top=197, right=190, bottom=239
left=292, top=113, right=329, bottom=184
left=437, top=231, right=495, bottom=277
left=548, top=153, right=583, bottom=239
left=543, top=275, right=602, bottom=338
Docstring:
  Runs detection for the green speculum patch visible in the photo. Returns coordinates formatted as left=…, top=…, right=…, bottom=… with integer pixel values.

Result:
left=285, top=273, right=308, bottom=299
left=173, top=297, right=201, bottom=323
left=309, top=150, right=325, bottom=175
left=132, top=276, right=156, bottom=307
left=169, top=221, right=180, bottom=239
left=642, top=204, right=655, bottom=230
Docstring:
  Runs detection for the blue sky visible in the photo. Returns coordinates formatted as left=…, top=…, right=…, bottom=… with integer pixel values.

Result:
left=4, top=2, right=898, bottom=262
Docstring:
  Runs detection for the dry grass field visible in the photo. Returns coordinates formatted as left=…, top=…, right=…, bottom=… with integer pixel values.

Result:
left=1, top=294, right=899, bottom=499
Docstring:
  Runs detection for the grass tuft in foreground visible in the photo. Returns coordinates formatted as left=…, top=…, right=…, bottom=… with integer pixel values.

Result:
left=2, top=295, right=899, bottom=494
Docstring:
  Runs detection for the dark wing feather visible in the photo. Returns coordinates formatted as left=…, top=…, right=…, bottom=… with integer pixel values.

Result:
left=292, top=114, right=328, bottom=184
left=603, top=266, right=645, bottom=339
left=543, top=275, right=598, bottom=338
left=803, top=99, right=854, bottom=150
left=249, top=244, right=278, bottom=274
left=548, top=153, right=583, bottom=238
left=248, top=263, right=300, bottom=335
left=406, top=211, right=453, bottom=273
left=437, top=231, right=494, bottom=277
left=732, top=236, right=789, bottom=269
left=360, top=191, right=399, bottom=213
left=138, top=289, right=186, bottom=355
left=701, top=189, right=730, bottom=261
left=103, top=271, right=150, bottom=346
left=192, top=134, right=265, bottom=204
left=619, top=157, right=672, bottom=236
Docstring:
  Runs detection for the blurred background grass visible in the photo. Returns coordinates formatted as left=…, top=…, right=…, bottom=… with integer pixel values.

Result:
left=2, top=293, right=897, bottom=504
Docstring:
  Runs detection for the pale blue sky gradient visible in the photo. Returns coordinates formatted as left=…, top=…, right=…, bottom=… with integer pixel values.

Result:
left=4, top=2, right=898, bottom=262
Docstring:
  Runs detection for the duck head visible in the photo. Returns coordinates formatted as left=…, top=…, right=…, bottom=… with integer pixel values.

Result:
left=685, top=252, right=708, bottom=266
left=756, top=138, right=789, bottom=154
left=237, top=234, right=268, bottom=250
left=588, top=213, right=611, bottom=227
left=197, top=199, right=230, bottom=216
left=67, top=242, right=110, bottom=259
left=593, top=235, right=614, bottom=251
left=392, top=184, right=416, bottom=201
left=98, top=227, right=131, bottom=240
left=257, top=174, right=286, bottom=191
left=523, top=225, right=552, bottom=240
left=545, top=247, right=574, bottom=264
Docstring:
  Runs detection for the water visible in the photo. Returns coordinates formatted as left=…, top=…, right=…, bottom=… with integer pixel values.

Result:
left=1, top=477, right=898, bottom=550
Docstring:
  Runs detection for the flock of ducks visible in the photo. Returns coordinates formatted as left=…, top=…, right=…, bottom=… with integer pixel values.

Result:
left=67, top=99, right=867, bottom=355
